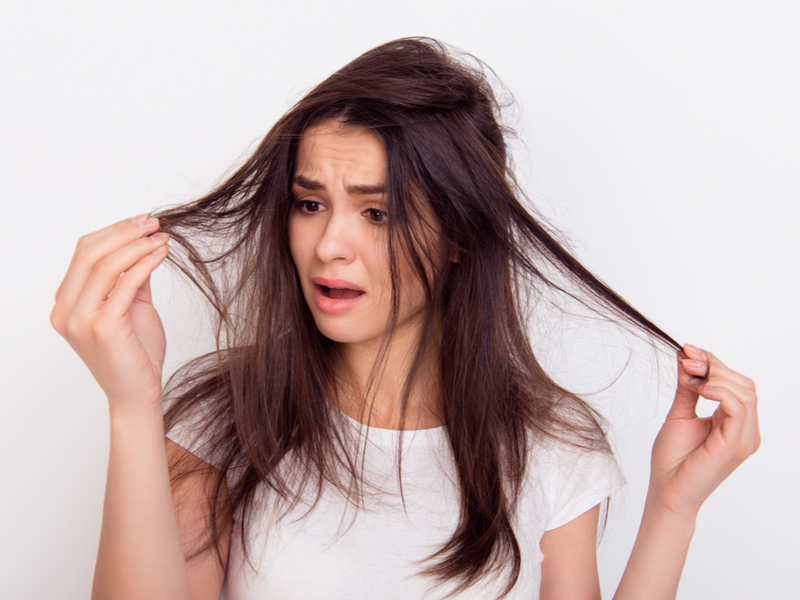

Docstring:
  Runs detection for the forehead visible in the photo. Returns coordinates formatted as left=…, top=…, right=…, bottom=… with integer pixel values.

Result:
left=295, top=122, right=387, bottom=185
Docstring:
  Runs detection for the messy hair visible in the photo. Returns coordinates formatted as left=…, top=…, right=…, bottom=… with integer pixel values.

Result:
left=156, top=37, right=680, bottom=597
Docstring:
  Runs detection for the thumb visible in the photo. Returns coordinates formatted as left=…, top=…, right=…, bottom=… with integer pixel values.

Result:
left=667, top=345, right=707, bottom=420
left=132, top=274, right=153, bottom=305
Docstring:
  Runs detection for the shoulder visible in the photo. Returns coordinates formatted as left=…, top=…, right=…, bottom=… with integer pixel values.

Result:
left=162, top=354, right=238, bottom=471
left=165, top=398, right=227, bottom=467
left=521, top=434, right=626, bottom=532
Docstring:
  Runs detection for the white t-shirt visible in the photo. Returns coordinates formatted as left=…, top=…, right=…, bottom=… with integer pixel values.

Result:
left=168, top=413, right=624, bottom=599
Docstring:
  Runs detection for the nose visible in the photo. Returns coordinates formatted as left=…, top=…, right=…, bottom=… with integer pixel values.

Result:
left=314, top=210, right=356, bottom=263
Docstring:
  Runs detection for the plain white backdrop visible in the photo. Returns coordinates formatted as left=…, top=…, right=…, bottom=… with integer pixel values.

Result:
left=2, top=1, right=797, bottom=598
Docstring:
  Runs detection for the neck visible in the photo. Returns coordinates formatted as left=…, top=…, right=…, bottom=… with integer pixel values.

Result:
left=337, top=320, right=443, bottom=430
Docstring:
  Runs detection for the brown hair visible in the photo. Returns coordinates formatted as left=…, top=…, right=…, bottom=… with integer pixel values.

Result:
left=156, top=37, right=680, bottom=597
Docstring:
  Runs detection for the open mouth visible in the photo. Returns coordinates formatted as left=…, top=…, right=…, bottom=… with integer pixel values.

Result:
left=311, top=280, right=367, bottom=314
left=322, top=285, right=365, bottom=300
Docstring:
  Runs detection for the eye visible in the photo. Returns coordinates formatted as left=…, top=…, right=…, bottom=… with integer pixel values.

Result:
left=365, top=208, right=388, bottom=224
left=294, top=200, right=324, bottom=214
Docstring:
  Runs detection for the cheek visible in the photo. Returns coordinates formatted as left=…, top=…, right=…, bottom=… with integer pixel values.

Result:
left=366, top=243, right=392, bottom=292
left=288, top=218, right=309, bottom=270
left=391, top=253, right=429, bottom=311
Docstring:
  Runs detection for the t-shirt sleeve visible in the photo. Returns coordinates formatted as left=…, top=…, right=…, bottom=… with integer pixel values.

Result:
left=540, top=442, right=626, bottom=531
left=165, top=401, right=251, bottom=491
left=164, top=401, right=226, bottom=470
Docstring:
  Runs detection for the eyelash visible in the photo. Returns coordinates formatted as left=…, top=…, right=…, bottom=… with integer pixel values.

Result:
left=292, top=200, right=388, bottom=225
left=293, top=199, right=323, bottom=214
left=365, top=208, right=388, bottom=224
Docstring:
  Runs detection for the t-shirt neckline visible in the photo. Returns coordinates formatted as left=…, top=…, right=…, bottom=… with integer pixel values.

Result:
left=339, top=409, right=447, bottom=448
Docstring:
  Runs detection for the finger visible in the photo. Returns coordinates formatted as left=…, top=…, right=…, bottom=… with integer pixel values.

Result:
left=55, top=216, right=160, bottom=310
left=705, top=351, right=757, bottom=392
left=702, top=375, right=760, bottom=457
left=134, top=269, right=153, bottom=305
left=683, top=346, right=761, bottom=460
left=82, top=214, right=155, bottom=247
left=69, top=232, right=170, bottom=321
left=56, top=217, right=151, bottom=297
left=704, top=375, right=757, bottom=404
left=679, top=357, right=709, bottom=381
left=55, top=215, right=159, bottom=310
left=682, top=344, right=710, bottom=379
left=668, top=350, right=702, bottom=420
left=683, top=345, right=756, bottom=392
left=698, top=384, right=747, bottom=447
left=103, top=245, right=169, bottom=320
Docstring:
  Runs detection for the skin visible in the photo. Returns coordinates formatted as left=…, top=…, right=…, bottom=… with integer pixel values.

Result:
left=51, top=121, right=759, bottom=599
left=290, top=121, right=445, bottom=429
left=540, top=344, right=760, bottom=600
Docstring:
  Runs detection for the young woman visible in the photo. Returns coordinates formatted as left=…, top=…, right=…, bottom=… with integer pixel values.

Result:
left=51, top=38, right=759, bottom=599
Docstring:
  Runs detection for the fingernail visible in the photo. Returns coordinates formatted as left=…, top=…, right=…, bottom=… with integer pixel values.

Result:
left=683, top=359, right=704, bottom=368
left=149, top=232, right=168, bottom=242
left=131, top=213, right=149, bottom=225
left=137, top=217, right=158, bottom=230
left=684, top=343, right=704, bottom=356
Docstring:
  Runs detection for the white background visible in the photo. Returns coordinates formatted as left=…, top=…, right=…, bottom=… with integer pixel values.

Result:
left=2, top=1, right=797, bottom=598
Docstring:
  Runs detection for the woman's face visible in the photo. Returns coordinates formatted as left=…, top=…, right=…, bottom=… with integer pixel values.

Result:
left=289, top=121, right=434, bottom=350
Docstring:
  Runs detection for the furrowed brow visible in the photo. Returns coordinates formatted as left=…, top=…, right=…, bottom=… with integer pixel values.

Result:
left=292, top=176, right=385, bottom=196
left=346, top=183, right=386, bottom=196
left=293, top=175, right=324, bottom=191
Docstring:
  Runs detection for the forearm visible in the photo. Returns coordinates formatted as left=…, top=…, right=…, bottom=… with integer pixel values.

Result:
left=613, top=496, right=696, bottom=600
left=92, top=402, right=190, bottom=600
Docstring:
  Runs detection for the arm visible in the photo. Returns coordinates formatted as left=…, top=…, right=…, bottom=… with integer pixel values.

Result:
left=93, top=404, right=191, bottom=599
left=614, top=345, right=759, bottom=599
left=51, top=216, right=227, bottom=599
left=167, top=439, right=230, bottom=599
left=94, top=419, right=228, bottom=600
left=540, top=345, right=758, bottom=600
left=540, top=504, right=602, bottom=600
left=539, top=504, right=695, bottom=600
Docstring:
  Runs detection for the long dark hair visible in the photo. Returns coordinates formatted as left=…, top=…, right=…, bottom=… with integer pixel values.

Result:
left=156, top=37, right=680, bottom=597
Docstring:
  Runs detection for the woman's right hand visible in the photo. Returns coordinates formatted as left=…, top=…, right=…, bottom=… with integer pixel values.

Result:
left=51, top=214, right=171, bottom=414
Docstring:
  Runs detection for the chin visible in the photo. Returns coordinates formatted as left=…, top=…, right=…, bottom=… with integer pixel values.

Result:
left=311, top=317, right=381, bottom=346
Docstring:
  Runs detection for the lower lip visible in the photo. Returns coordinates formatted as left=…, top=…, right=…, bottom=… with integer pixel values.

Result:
left=312, top=284, right=367, bottom=314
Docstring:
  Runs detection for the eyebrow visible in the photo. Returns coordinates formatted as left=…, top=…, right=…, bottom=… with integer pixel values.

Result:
left=293, top=175, right=386, bottom=196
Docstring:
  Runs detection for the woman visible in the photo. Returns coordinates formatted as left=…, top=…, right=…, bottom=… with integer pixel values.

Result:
left=51, top=38, right=759, bottom=599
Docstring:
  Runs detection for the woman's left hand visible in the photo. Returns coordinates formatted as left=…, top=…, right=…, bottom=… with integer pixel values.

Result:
left=647, top=345, right=760, bottom=520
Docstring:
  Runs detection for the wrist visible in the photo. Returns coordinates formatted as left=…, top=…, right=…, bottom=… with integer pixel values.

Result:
left=108, top=398, right=166, bottom=438
left=642, top=490, right=699, bottom=535
left=615, top=494, right=698, bottom=600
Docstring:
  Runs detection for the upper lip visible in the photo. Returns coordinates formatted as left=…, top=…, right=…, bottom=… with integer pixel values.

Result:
left=310, top=276, right=366, bottom=293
